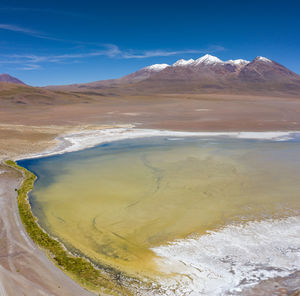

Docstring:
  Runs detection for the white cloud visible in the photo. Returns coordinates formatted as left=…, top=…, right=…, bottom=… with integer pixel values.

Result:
left=0, top=23, right=225, bottom=70
left=0, top=23, right=69, bottom=41
left=122, top=46, right=225, bottom=59
left=0, top=44, right=225, bottom=70
left=0, top=23, right=53, bottom=40
left=17, top=64, right=41, bottom=70
left=0, top=23, right=38, bottom=34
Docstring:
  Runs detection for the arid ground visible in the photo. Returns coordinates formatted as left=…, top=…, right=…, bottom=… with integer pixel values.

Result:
left=1, top=88, right=300, bottom=160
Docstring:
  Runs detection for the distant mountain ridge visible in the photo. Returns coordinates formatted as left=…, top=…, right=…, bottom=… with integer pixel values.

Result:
left=48, top=54, right=300, bottom=95
left=3, top=55, right=300, bottom=95
left=149, top=54, right=250, bottom=69
left=0, top=74, right=25, bottom=85
left=119, top=55, right=298, bottom=84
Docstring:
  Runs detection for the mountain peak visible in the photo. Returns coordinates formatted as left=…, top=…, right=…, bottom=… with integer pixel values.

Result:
left=173, top=58, right=195, bottom=67
left=144, top=64, right=169, bottom=71
left=0, top=73, right=25, bottom=85
left=254, top=56, right=272, bottom=63
left=171, top=56, right=250, bottom=68
left=194, top=54, right=223, bottom=65
left=227, top=59, right=250, bottom=66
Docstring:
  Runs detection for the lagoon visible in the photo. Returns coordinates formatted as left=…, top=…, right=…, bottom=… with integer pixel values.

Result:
left=18, top=135, right=300, bottom=295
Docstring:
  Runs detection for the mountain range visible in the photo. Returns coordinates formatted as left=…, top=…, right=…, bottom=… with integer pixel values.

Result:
left=2, top=55, right=300, bottom=96
left=46, top=54, right=300, bottom=95
left=1, top=55, right=300, bottom=134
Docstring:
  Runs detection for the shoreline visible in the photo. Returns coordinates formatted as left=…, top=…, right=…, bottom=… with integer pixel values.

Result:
left=1, top=126, right=300, bottom=295
left=13, top=127, right=300, bottom=161
left=0, top=161, right=94, bottom=295
left=4, top=160, right=139, bottom=295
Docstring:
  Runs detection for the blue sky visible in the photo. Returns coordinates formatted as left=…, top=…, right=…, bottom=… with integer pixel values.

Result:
left=0, top=0, right=299, bottom=86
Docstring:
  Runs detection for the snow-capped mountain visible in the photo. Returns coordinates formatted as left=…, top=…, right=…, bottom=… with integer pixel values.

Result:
left=143, top=55, right=250, bottom=70
left=173, top=59, right=195, bottom=67
left=225, top=59, right=250, bottom=66
left=48, top=54, right=300, bottom=95
left=144, top=64, right=170, bottom=71
left=114, top=54, right=300, bottom=94
left=119, top=54, right=252, bottom=83
left=172, top=56, right=250, bottom=68
left=143, top=55, right=250, bottom=71
left=193, top=54, right=223, bottom=65
left=255, top=56, right=272, bottom=63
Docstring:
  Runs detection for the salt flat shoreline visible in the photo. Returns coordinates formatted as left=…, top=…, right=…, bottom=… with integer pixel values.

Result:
left=14, top=127, right=300, bottom=161
left=1, top=126, right=300, bottom=296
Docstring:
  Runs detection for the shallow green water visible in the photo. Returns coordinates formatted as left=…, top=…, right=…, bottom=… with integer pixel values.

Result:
left=19, top=136, right=300, bottom=285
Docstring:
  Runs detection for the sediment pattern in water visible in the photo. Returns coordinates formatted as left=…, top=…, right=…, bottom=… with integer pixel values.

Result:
left=19, top=137, right=300, bottom=294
